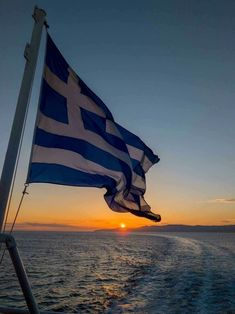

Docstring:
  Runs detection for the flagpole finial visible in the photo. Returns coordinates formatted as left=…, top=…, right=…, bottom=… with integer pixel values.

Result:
left=33, top=6, right=47, bottom=23
left=33, top=6, right=49, bottom=30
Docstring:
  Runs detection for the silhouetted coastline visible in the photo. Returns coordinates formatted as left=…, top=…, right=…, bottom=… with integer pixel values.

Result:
left=95, top=224, right=235, bottom=233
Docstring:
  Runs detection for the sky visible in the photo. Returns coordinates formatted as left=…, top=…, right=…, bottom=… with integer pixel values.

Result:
left=0, top=0, right=235, bottom=230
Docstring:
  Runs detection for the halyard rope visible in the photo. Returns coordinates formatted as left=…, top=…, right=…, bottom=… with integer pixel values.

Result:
left=0, top=184, right=29, bottom=264
left=0, top=79, right=31, bottom=264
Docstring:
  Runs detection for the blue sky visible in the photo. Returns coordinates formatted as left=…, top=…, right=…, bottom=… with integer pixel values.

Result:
left=0, top=0, right=234, bottom=228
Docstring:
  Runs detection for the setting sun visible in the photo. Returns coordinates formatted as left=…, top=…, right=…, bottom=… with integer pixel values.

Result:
left=120, top=223, right=126, bottom=229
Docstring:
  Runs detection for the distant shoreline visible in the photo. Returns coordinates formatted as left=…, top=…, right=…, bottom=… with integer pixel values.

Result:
left=9, top=224, right=235, bottom=233
left=95, top=224, right=235, bottom=233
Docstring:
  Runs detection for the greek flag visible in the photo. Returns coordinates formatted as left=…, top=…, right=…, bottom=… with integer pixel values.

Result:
left=27, top=34, right=161, bottom=222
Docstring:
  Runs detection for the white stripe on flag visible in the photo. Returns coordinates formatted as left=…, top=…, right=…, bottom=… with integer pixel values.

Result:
left=32, top=145, right=146, bottom=191
left=32, top=145, right=127, bottom=191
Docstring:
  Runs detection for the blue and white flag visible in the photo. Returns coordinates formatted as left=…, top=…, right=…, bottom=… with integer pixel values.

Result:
left=27, top=34, right=161, bottom=222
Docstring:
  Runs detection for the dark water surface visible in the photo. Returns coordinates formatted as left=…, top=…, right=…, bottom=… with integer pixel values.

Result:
left=0, top=232, right=235, bottom=313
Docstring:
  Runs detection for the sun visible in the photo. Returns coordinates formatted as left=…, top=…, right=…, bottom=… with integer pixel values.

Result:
left=120, top=223, right=126, bottom=229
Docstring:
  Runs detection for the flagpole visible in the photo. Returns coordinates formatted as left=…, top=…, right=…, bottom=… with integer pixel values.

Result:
left=0, top=7, right=46, bottom=231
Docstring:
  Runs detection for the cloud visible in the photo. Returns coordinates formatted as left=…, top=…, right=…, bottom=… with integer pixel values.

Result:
left=208, top=198, right=235, bottom=204
left=221, top=219, right=235, bottom=223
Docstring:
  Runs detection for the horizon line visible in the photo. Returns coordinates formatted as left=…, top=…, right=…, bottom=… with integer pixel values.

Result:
left=5, top=222, right=235, bottom=232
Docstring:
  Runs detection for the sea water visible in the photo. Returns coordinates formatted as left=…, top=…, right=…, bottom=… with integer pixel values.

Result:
left=0, top=231, right=234, bottom=313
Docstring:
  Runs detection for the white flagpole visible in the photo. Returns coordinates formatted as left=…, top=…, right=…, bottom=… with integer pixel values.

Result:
left=0, top=7, right=46, bottom=231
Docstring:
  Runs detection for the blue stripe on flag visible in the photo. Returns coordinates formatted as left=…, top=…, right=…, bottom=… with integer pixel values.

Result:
left=131, top=160, right=145, bottom=178
left=40, top=80, right=69, bottom=124
left=117, top=124, right=159, bottom=164
left=29, top=163, right=117, bottom=190
left=80, top=108, right=128, bottom=153
left=80, top=108, right=156, bottom=178
left=35, top=128, right=134, bottom=183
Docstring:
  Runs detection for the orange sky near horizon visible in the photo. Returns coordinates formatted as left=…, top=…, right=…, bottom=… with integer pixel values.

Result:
left=6, top=180, right=235, bottom=232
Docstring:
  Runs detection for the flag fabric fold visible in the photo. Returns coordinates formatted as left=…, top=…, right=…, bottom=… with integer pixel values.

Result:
left=27, top=34, right=161, bottom=222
